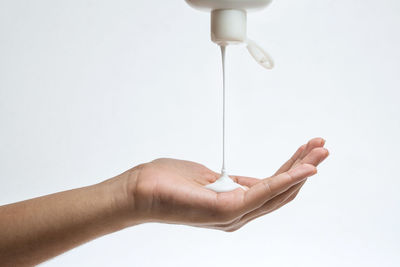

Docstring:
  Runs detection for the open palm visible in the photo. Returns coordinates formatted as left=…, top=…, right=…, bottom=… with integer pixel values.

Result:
left=127, top=138, right=328, bottom=231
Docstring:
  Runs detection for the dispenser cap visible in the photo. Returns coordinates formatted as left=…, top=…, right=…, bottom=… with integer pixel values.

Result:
left=210, top=9, right=274, bottom=70
left=211, top=9, right=247, bottom=45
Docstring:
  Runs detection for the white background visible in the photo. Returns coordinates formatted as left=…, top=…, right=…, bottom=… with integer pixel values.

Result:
left=1, top=0, right=399, bottom=266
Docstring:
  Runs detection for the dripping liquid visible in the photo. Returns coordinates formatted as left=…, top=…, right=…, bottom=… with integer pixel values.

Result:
left=220, top=45, right=226, bottom=176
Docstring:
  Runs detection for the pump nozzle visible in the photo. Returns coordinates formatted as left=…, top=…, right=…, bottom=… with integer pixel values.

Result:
left=210, top=9, right=274, bottom=70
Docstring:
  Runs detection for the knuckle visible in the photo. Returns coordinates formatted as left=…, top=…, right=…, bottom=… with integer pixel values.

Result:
left=262, top=180, right=272, bottom=194
left=286, top=171, right=294, bottom=183
left=135, top=163, right=148, bottom=171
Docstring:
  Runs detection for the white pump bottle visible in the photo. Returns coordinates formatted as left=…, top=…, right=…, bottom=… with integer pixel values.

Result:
left=185, top=0, right=274, bottom=69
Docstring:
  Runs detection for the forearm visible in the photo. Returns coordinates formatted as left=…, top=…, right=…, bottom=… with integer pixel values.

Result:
left=0, top=176, right=134, bottom=266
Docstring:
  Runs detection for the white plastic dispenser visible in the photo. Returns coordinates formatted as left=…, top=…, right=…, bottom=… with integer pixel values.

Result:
left=185, top=0, right=274, bottom=69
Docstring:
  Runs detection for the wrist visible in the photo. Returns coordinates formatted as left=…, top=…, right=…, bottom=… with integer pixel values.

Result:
left=99, top=165, right=147, bottom=228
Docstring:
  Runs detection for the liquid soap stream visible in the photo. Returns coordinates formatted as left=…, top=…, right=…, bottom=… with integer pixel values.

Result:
left=220, top=45, right=227, bottom=176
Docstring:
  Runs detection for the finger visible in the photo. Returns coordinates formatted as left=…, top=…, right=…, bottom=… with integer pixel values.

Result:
left=211, top=142, right=326, bottom=224
left=273, top=144, right=306, bottom=175
left=230, top=175, right=260, bottom=188
left=277, top=147, right=328, bottom=201
left=219, top=145, right=328, bottom=231
left=234, top=147, right=328, bottom=228
left=292, top=137, right=325, bottom=168
left=232, top=138, right=326, bottom=188
left=251, top=182, right=304, bottom=221
left=242, top=164, right=317, bottom=211
left=243, top=180, right=305, bottom=223
left=223, top=181, right=305, bottom=232
left=274, top=138, right=325, bottom=176
left=299, top=147, right=329, bottom=167
left=262, top=145, right=328, bottom=216
left=230, top=146, right=325, bottom=188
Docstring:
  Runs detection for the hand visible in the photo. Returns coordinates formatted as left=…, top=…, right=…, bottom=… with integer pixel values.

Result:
left=0, top=138, right=328, bottom=265
left=119, top=138, right=329, bottom=231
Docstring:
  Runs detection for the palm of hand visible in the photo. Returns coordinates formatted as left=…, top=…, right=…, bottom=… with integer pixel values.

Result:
left=130, top=138, right=328, bottom=231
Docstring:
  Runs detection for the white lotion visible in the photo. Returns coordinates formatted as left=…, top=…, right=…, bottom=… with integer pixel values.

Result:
left=205, top=171, right=245, bottom=193
left=204, top=46, right=245, bottom=193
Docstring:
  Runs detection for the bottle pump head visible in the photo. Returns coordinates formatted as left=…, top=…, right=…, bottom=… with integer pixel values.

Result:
left=211, top=9, right=273, bottom=69
left=210, top=8, right=273, bottom=69
left=211, top=9, right=247, bottom=45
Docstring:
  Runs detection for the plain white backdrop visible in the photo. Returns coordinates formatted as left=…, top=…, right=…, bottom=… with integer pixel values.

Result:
left=1, top=0, right=399, bottom=266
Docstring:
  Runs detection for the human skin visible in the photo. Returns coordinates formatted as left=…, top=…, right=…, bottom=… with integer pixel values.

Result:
left=0, top=138, right=328, bottom=266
